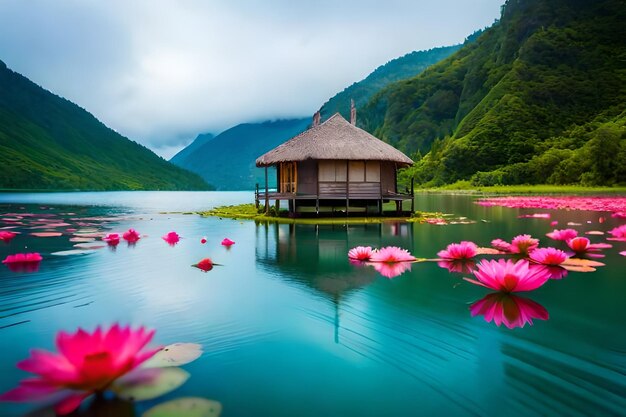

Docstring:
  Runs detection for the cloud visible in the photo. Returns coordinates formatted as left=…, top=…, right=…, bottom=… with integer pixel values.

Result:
left=0, top=0, right=503, bottom=157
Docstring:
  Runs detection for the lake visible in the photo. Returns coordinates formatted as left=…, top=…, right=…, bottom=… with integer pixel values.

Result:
left=0, top=191, right=625, bottom=417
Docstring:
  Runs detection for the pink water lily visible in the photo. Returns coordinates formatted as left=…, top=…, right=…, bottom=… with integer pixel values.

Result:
left=529, top=247, right=569, bottom=266
left=0, top=324, right=159, bottom=415
left=221, top=238, right=235, bottom=247
left=192, top=258, right=222, bottom=272
left=491, top=238, right=512, bottom=252
left=370, top=261, right=412, bottom=278
left=607, top=224, right=626, bottom=240
left=510, top=234, right=539, bottom=255
left=162, top=231, right=180, bottom=246
left=546, top=228, right=578, bottom=241
left=565, top=237, right=610, bottom=258
left=470, top=292, right=549, bottom=329
left=464, top=259, right=551, bottom=293
left=2, top=253, right=42, bottom=272
left=122, top=229, right=141, bottom=243
left=437, top=241, right=477, bottom=260
left=0, top=230, right=17, bottom=242
left=369, top=246, right=416, bottom=263
left=348, top=246, right=374, bottom=261
left=102, top=233, right=120, bottom=246
left=477, top=196, right=626, bottom=212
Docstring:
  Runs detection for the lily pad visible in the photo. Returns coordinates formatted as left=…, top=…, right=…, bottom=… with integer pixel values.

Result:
left=562, top=258, right=605, bottom=267
left=561, top=265, right=596, bottom=272
left=69, top=237, right=96, bottom=242
left=50, top=249, right=95, bottom=256
left=73, top=243, right=106, bottom=249
left=30, top=232, right=63, bottom=237
left=112, top=367, right=189, bottom=401
left=143, top=343, right=203, bottom=368
left=143, top=397, right=222, bottom=417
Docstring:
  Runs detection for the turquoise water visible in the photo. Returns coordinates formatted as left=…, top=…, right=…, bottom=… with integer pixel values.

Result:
left=0, top=192, right=625, bottom=417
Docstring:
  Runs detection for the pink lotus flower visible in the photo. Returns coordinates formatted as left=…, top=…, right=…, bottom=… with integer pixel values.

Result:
left=102, top=233, right=120, bottom=246
left=348, top=246, right=374, bottom=261
left=369, top=246, right=416, bottom=263
left=370, top=261, right=412, bottom=278
left=546, top=228, right=578, bottom=241
left=510, top=235, right=539, bottom=255
left=221, top=238, right=235, bottom=247
left=491, top=238, right=512, bottom=252
left=0, top=231, right=17, bottom=242
left=608, top=224, right=626, bottom=240
left=437, top=259, right=476, bottom=274
left=0, top=324, right=159, bottom=415
left=162, top=231, right=180, bottom=246
left=437, top=241, right=477, bottom=260
left=529, top=247, right=569, bottom=266
left=470, top=292, right=549, bottom=329
left=2, top=252, right=42, bottom=273
left=464, top=259, right=551, bottom=292
left=565, top=237, right=610, bottom=258
left=620, top=251, right=626, bottom=257
left=192, top=258, right=221, bottom=272
left=122, top=229, right=141, bottom=243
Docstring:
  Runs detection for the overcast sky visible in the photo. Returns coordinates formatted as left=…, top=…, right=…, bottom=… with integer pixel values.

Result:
left=0, top=0, right=503, bottom=159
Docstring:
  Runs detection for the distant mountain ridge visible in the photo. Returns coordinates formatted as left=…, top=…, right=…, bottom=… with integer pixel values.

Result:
left=0, top=59, right=211, bottom=190
left=171, top=133, right=215, bottom=165
left=170, top=118, right=310, bottom=190
left=360, top=0, right=626, bottom=186
left=173, top=42, right=465, bottom=190
left=319, top=44, right=464, bottom=120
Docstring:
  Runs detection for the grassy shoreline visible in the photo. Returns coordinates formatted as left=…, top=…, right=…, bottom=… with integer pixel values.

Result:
left=417, top=182, right=626, bottom=195
left=197, top=203, right=444, bottom=224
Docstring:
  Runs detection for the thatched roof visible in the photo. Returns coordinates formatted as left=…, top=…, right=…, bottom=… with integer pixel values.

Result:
left=256, top=113, right=413, bottom=167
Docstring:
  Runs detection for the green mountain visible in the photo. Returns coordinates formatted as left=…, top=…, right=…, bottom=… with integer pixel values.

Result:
left=170, top=118, right=310, bottom=190
left=319, top=44, right=464, bottom=120
left=360, top=0, right=626, bottom=186
left=170, top=133, right=215, bottom=165
left=0, top=59, right=212, bottom=190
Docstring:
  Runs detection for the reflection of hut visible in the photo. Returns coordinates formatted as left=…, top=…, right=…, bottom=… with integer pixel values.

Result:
left=255, top=113, right=414, bottom=216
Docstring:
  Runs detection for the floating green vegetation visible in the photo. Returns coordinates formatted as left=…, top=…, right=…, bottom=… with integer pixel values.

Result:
left=197, top=203, right=445, bottom=225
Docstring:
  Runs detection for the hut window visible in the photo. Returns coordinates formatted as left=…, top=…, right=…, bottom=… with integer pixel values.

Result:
left=366, top=161, right=380, bottom=182
left=349, top=161, right=365, bottom=182
left=319, top=161, right=347, bottom=182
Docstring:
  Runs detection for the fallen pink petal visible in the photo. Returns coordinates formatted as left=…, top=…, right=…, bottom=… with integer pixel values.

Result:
left=221, top=238, right=235, bottom=246
left=491, top=238, right=512, bottom=252
left=0, top=230, right=17, bottom=242
left=193, top=258, right=221, bottom=272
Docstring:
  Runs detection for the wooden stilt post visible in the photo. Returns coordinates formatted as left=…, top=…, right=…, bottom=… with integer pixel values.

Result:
left=264, top=167, right=269, bottom=214
left=410, top=177, right=415, bottom=214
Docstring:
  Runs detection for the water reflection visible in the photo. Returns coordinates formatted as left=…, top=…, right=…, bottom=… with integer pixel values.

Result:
left=470, top=292, right=549, bottom=329
left=437, top=259, right=476, bottom=274
left=255, top=222, right=414, bottom=297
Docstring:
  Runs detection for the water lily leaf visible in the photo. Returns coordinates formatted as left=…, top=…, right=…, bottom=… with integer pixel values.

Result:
left=69, top=237, right=96, bottom=242
left=562, top=258, right=605, bottom=267
left=475, top=247, right=504, bottom=255
left=73, top=243, right=106, bottom=249
left=143, top=343, right=203, bottom=368
left=585, top=231, right=605, bottom=235
left=561, top=265, right=596, bottom=272
left=112, top=367, right=189, bottom=401
left=50, top=249, right=95, bottom=256
left=142, top=397, right=222, bottom=417
left=30, top=232, right=63, bottom=237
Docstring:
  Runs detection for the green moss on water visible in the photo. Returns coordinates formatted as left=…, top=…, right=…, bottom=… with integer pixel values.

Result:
left=197, top=203, right=443, bottom=225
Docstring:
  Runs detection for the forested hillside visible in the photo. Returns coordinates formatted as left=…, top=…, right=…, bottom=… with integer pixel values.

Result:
left=0, top=60, right=211, bottom=190
left=360, top=0, right=626, bottom=186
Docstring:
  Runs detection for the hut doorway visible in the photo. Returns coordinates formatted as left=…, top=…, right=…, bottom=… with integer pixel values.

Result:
left=279, top=162, right=297, bottom=193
